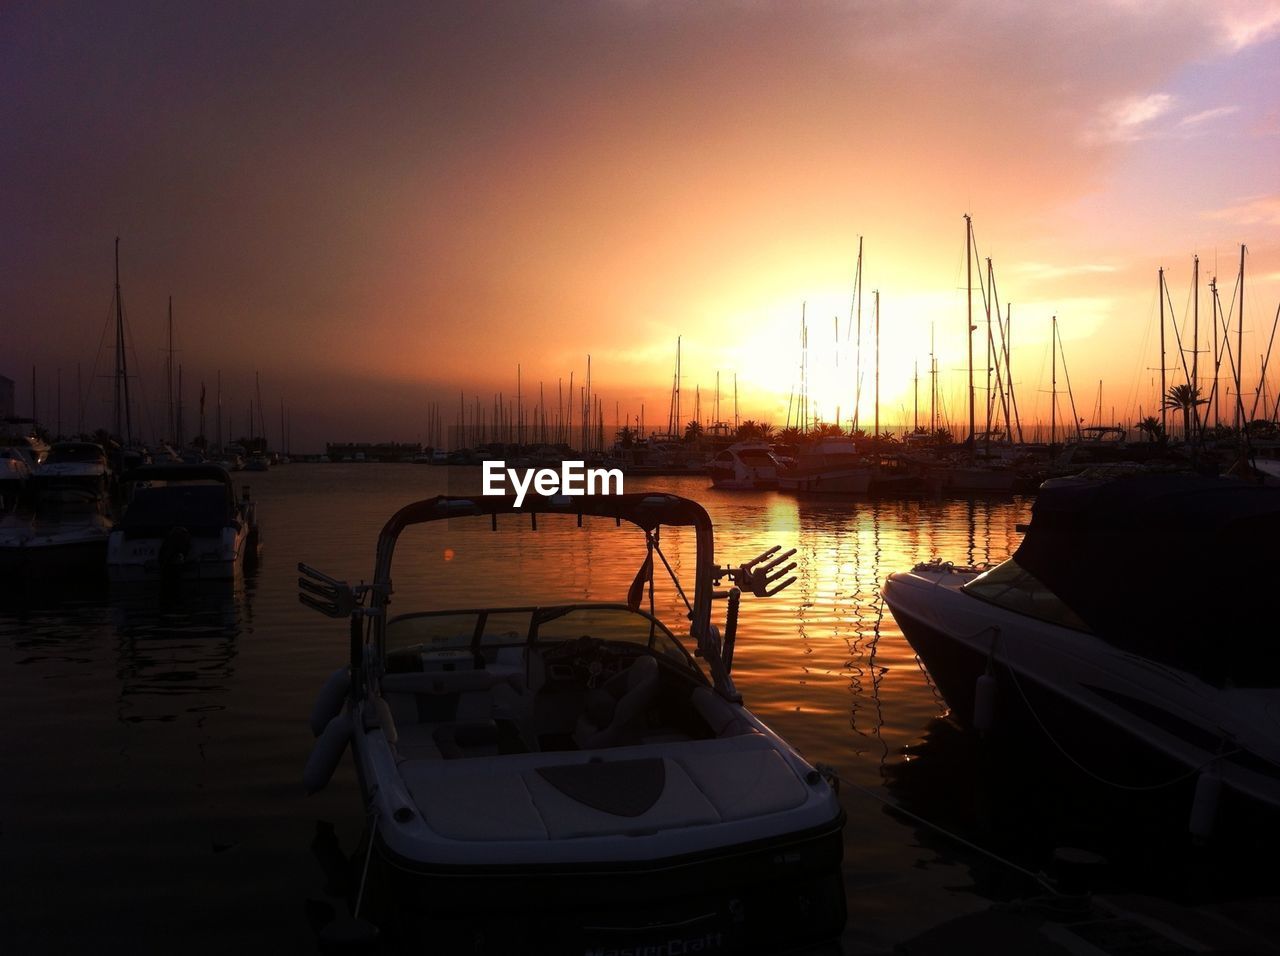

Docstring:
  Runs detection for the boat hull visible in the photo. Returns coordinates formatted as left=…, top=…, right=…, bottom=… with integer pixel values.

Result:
left=883, top=569, right=1280, bottom=817
left=777, top=469, right=871, bottom=494
left=367, top=815, right=846, bottom=953
left=0, top=535, right=108, bottom=582
left=106, top=529, right=247, bottom=582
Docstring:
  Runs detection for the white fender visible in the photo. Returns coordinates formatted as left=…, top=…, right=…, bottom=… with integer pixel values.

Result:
left=310, top=668, right=350, bottom=737
left=305, top=711, right=352, bottom=794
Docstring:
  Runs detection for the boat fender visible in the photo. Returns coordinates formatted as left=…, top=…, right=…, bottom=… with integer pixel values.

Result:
left=305, top=711, right=352, bottom=795
left=310, top=668, right=351, bottom=737
left=1188, top=767, right=1221, bottom=841
left=973, top=673, right=997, bottom=733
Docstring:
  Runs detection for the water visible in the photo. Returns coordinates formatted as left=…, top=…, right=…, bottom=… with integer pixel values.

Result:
left=1, top=466, right=1252, bottom=953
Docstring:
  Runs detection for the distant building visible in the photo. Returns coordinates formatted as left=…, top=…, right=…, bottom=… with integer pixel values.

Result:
left=325, top=441, right=423, bottom=463
left=0, top=375, right=14, bottom=421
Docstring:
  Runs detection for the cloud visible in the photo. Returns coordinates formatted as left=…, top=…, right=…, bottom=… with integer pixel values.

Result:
left=1177, top=105, right=1241, bottom=129
left=1014, top=262, right=1120, bottom=280
left=1100, top=93, right=1177, bottom=141
left=1204, top=195, right=1280, bottom=226
left=1215, top=1, right=1280, bottom=50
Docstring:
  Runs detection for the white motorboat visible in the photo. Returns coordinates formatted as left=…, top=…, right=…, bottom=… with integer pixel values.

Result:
left=706, top=441, right=781, bottom=490
left=107, top=464, right=259, bottom=582
left=301, top=492, right=846, bottom=952
left=0, top=441, right=114, bottom=579
left=777, top=436, right=871, bottom=494
left=883, top=473, right=1280, bottom=833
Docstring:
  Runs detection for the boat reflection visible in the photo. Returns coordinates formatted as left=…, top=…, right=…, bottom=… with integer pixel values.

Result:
left=110, top=577, right=254, bottom=724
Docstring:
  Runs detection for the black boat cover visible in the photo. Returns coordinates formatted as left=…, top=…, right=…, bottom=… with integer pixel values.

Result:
left=1014, top=474, right=1280, bottom=686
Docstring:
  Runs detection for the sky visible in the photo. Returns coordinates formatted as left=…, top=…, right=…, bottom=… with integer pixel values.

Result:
left=3, top=1, right=1279, bottom=450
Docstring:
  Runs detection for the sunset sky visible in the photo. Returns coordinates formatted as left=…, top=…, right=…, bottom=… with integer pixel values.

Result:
left=4, top=1, right=1279, bottom=450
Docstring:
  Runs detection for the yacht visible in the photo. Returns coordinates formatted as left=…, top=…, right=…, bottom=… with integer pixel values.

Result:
left=883, top=473, right=1280, bottom=828
left=777, top=436, right=871, bottom=494
left=0, top=441, right=114, bottom=579
left=301, top=492, right=846, bottom=952
left=107, top=464, right=259, bottom=582
left=706, top=441, right=781, bottom=490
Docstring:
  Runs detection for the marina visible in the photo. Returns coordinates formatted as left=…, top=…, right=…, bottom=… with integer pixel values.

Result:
left=2, top=465, right=1279, bottom=952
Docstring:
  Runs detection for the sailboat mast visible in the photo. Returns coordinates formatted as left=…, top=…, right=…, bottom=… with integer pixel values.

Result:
left=1237, top=244, right=1245, bottom=432
left=853, top=237, right=863, bottom=434
left=874, top=289, right=880, bottom=440
left=1211, top=277, right=1220, bottom=427
left=965, top=214, right=975, bottom=446
left=113, top=237, right=133, bottom=445
left=1051, top=314, right=1057, bottom=447
left=1159, top=268, right=1167, bottom=433
left=913, top=360, right=919, bottom=433
left=1192, top=256, right=1199, bottom=395
left=167, top=296, right=175, bottom=443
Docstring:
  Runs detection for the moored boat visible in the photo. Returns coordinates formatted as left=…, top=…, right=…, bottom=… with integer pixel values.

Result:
left=107, top=464, right=259, bottom=582
left=883, top=473, right=1280, bottom=833
left=300, top=492, right=846, bottom=951
left=706, top=441, right=781, bottom=490
left=0, top=441, right=114, bottom=580
left=778, top=436, right=871, bottom=495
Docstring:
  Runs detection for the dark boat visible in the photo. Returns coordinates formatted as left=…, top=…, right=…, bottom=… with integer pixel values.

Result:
left=883, top=473, right=1280, bottom=833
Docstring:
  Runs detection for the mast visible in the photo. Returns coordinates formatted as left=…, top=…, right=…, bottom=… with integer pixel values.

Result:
left=965, top=214, right=975, bottom=447
left=930, top=322, right=937, bottom=434
left=1192, top=256, right=1199, bottom=395
left=873, top=289, right=880, bottom=440
left=166, top=296, right=175, bottom=442
left=1159, top=267, right=1167, bottom=433
left=913, top=360, right=919, bottom=433
left=1051, top=314, right=1057, bottom=447
left=1211, top=276, right=1220, bottom=427
left=1237, top=244, right=1245, bottom=433
left=852, top=236, right=863, bottom=434
left=113, top=238, right=133, bottom=445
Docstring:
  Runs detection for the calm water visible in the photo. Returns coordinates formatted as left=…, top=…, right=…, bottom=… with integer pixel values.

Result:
left=2, top=466, right=1250, bottom=953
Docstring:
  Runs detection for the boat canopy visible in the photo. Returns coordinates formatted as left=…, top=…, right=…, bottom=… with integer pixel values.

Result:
left=1010, top=474, right=1280, bottom=686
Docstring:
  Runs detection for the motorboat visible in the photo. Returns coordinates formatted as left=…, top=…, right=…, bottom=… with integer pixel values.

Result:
left=0, top=441, right=114, bottom=579
left=883, top=473, right=1280, bottom=832
left=777, top=436, right=871, bottom=494
left=706, top=441, right=781, bottom=490
left=107, top=464, right=259, bottom=582
left=0, top=445, right=34, bottom=513
left=301, top=492, right=846, bottom=952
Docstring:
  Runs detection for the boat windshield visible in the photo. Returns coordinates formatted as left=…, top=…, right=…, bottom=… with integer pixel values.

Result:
left=962, top=558, right=1091, bottom=632
left=385, top=603, right=700, bottom=674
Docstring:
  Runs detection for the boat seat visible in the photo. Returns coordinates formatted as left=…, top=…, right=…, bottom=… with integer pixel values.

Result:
left=690, top=686, right=760, bottom=738
left=381, top=670, right=526, bottom=761
left=572, top=655, right=660, bottom=750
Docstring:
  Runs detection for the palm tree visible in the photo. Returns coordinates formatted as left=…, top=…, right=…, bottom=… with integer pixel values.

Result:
left=1135, top=416, right=1165, bottom=444
left=757, top=422, right=774, bottom=439
left=683, top=420, right=703, bottom=443
left=736, top=420, right=762, bottom=440
left=776, top=426, right=803, bottom=445
left=1161, top=384, right=1205, bottom=442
